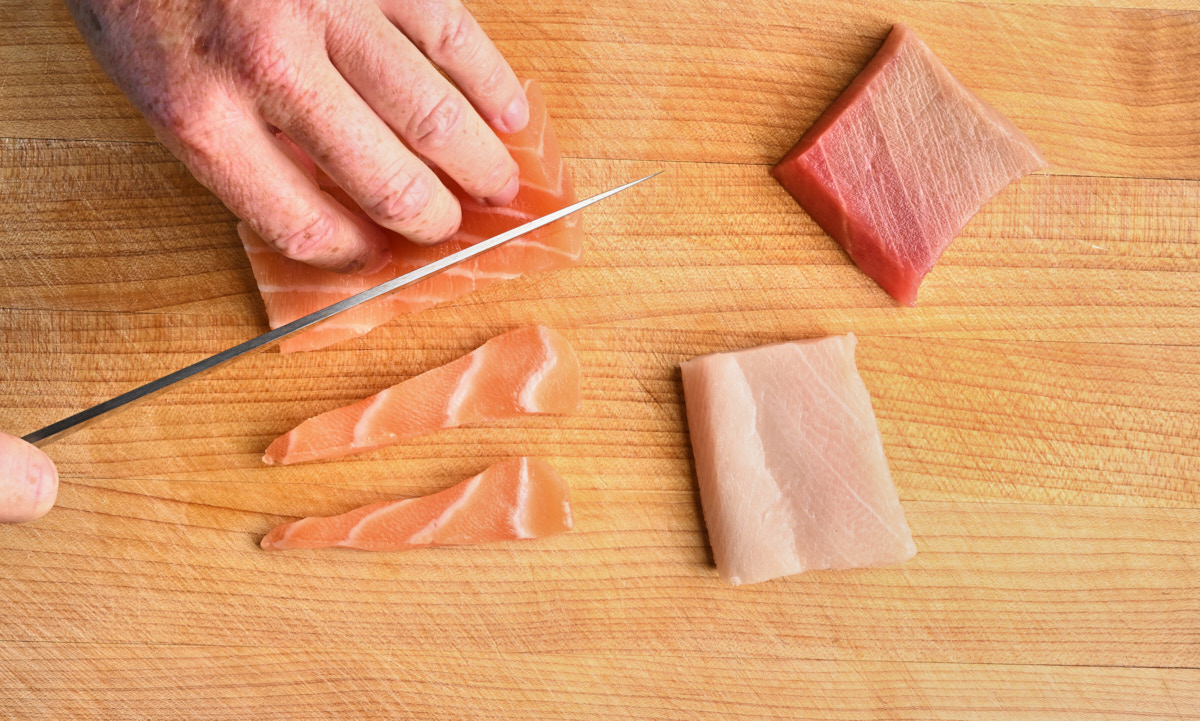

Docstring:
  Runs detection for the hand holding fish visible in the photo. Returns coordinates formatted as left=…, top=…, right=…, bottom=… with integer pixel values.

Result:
left=0, top=433, right=58, bottom=524
left=65, top=0, right=529, bottom=273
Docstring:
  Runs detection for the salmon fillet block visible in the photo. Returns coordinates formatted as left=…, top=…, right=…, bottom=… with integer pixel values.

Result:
left=264, top=326, right=581, bottom=465
left=772, top=24, right=1047, bottom=305
left=261, top=457, right=572, bottom=551
left=681, top=334, right=916, bottom=586
left=240, top=79, right=582, bottom=353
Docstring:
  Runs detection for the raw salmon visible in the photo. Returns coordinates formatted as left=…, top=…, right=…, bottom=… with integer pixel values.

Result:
left=240, top=79, right=583, bottom=353
left=681, top=334, right=916, bottom=586
left=263, top=325, right=581, bottom=465
left=261, top=457, right=573, bottom=551
left=772, top=24, right=1047, bottom=306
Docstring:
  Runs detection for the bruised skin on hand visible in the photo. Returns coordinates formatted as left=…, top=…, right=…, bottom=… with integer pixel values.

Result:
left=64, top=0, right=529, bottom=274
left=0, top=433, right=58, bottom=524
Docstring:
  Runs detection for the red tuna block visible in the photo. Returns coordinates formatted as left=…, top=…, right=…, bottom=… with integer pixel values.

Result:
left=772, top=24, right=1047, bottom=305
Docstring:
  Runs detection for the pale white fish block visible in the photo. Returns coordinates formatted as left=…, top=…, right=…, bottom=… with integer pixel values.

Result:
left=681, top=334, right=916, bottom=586
left=685, top=353, right=801, bottom=585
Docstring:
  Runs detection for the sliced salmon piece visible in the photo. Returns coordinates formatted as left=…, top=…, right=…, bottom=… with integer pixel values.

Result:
left=681, top=334, right=916, bottom=586
left=263, top=325, right=581, bottom=465
left=260, top=457, right=573, bottom=551
left=772, top=24, right=1046, bottom=306
left=240, top=79, right=583, bottom=353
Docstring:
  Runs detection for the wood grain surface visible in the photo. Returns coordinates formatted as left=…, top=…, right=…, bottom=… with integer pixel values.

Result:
left=1, top=0, right=1198, bottom=718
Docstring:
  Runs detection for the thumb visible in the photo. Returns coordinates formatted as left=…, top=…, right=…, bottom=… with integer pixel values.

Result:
left=0, top=432, right=58, bottom=523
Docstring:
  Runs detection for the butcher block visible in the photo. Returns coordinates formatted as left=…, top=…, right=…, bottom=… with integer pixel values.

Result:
left=1, top=0, right=1197, bottom=718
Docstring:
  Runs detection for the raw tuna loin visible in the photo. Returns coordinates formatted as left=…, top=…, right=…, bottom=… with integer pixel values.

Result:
left=772, top=24, right=1047, bottom=305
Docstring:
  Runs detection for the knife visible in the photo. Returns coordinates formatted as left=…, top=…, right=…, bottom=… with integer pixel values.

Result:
left=21, top=171, right=661, bottom=448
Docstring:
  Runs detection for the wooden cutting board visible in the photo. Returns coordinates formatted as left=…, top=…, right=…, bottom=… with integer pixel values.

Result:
left=1, top=0, right=1197, bottom=717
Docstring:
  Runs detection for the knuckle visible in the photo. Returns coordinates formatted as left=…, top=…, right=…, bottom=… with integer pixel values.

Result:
left=232, top=31, right=301, bottom=93
left=475, top=59, right=509, bottom=100
left=271, top=212, right=339, bottom=262
left=365, top=170, right=433, bottom=228
left=409, top=93, right=464, bottom=151
left=432, top=6, right=477, bottom=59
left=147, top=97, right=205, bottom=146
left=145, top=92, right=233, bottom=164
left=477, top=156, right=516, bottom=196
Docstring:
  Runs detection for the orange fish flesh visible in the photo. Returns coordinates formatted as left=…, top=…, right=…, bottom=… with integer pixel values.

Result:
left=263, top=325, right=581, bottom=465
left=240, top=79, right=582, bottom=353
left=260, top=457, right=573, bottom=551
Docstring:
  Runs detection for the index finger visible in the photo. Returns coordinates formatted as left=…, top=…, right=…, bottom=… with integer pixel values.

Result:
left=381, top=0, right=530, bottom=134
left=158, top=106, right=392, bottom=273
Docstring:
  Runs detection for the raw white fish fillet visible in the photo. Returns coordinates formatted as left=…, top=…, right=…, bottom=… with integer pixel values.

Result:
left=681, top=334, right=916, bottom=585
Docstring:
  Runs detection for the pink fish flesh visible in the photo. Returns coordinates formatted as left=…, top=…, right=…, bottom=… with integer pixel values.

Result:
left=681, top=334, right=916, bottom=586
left=772, top=24, right=1047, bottom=306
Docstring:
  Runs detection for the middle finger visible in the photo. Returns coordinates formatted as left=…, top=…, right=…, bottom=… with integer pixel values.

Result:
left=255, top=54, right=462, bottom=246
left=325, top=6, right=520, bottom=207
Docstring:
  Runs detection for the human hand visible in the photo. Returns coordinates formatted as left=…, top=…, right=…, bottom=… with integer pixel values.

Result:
left=66, top=0, right=529, bottom=273
left=0, top=433, right=59, bottom=523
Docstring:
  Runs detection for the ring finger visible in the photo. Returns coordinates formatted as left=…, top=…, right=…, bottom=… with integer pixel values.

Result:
left=255, top=55, right=463, bottom=246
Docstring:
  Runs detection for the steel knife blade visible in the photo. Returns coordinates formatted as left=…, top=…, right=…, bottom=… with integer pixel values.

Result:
left=22, top=171, right=660, bottom=447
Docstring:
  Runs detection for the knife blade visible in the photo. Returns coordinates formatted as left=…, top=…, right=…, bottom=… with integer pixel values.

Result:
left=22, top=171, right=661, bottom=447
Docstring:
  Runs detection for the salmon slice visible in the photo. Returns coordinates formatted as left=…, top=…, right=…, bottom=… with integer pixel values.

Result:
left=772, top=24, right=1046, bottom=306
left=240, top=79, right=583, bottom=353
left=681, top=335, right=916, bottom=586
left=263, top=325, right=581, bottom=465
left=260, top=457, right=573, bottom=551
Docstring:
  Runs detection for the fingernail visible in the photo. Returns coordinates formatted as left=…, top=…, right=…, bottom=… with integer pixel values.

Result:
left=496, top=94, right=529, bottom=135
left=484, top=173, right=521, bottom=207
